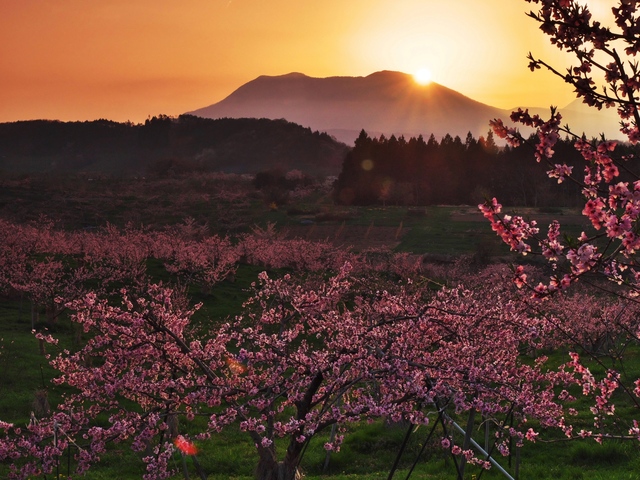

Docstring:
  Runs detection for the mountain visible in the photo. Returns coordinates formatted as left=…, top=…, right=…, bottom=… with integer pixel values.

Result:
left=190, top=71, right=626, bottom=144
left=189, top=71, right=506, bottom=145
left=557, top=99, right=621, bottom=139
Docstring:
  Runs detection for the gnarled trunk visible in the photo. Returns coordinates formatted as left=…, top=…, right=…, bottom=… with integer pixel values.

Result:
left=255, top=442, right=304, bottom=480
left=254, top=372, right=323, bottom=480
left=255, top=462, right=302, bottom=480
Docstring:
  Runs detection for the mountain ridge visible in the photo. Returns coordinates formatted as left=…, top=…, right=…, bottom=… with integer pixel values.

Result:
left=189, top=71, right=621, bottom=144
left=188, top=71, right=505, bottom=144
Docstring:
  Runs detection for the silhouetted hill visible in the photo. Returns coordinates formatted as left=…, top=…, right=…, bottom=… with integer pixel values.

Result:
left=189, top=71, right=507, bottom=144
left=191, top=71, right=624, bottom=144
left=0, top=116, right=348, bottom=175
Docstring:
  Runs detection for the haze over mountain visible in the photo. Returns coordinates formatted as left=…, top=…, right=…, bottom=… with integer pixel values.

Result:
left=189, top=71, right=506, bottom=145
left=189, top=71, right=621, bottom=145
left=520, top=99, right=621, bottom=140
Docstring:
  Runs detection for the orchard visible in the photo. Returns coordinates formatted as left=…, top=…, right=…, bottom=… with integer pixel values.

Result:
left=4, top=1, right=640, bottom=479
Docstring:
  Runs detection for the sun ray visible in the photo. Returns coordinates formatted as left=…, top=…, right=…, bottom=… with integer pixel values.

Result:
left=413, top=67, right=432, bottom=85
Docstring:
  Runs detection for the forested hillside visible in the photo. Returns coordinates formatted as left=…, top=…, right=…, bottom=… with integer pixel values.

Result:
left=0, top=115, right=348, bottom=175
left=334, top=129, right=638, bottom=207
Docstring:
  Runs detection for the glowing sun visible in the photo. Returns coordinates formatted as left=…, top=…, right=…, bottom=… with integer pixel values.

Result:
left=413, top=67, right=433, bottom=85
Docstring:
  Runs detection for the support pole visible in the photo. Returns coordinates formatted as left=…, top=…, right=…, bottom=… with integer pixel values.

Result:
left=446, top=416, right=516, bottom=480
left=387, top=423, right=414, bottom=480
left=323, top=423, right=338, bottom=473
left=484, top=416, right=489, bottom=452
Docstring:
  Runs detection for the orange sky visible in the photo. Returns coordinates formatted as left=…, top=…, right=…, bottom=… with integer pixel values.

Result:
left=0, top=0, right=605, bottom=123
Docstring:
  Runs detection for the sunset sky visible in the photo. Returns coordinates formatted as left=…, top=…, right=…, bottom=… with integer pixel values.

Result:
left=0, top=0, right=610, bottom=124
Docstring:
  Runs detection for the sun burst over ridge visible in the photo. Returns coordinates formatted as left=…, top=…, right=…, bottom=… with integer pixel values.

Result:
left=413, top=67, right=432, bottom=85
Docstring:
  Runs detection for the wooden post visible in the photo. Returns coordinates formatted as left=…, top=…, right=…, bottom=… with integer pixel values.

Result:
left=386, top=423, right=414, bottom=480
left=365, top=221, right=373, bottom=239
left=323, top=423, right=338, bottom=473
left=324, top=396, right=343, bottom=473
left=395, top=221, right=403, bottom=240
left=484, top=416, right=490, bottom=452
left=18, top=293, right=23, bottom=323
left=460, top=409, right=476, bottom=479
left=306, top=224, right=316, bottom=239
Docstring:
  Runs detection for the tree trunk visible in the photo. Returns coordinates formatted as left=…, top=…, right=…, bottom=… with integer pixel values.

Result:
left=255, top=445, right=303, bottom=480
left=255, top=372, right=322, bottom=480
left=255, top=462, right=302, bottom=480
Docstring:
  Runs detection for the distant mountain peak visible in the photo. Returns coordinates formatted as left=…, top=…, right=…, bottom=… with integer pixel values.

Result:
left=188, top=70, right=506, bottom=144
left=258, top=72, right=309, bottom=79
left=281, top=72, right=308, bottom=78
left=365, top=70, right=409, bottom=79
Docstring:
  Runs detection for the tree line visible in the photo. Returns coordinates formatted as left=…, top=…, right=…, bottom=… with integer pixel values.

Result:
left=334, top=129, right=638, bottom=207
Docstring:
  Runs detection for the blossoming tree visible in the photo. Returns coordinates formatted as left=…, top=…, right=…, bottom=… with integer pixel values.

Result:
left=483, top=0, right=640, bottom=442
left=0, top=257, right=575, bottom=479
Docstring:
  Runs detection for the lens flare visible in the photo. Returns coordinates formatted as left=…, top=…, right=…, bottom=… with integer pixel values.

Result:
left=174, top=435, right=198, bottom=455
left=226, top=356, right=247, bottom=375
left=361, top=159, right=374, bottom=171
